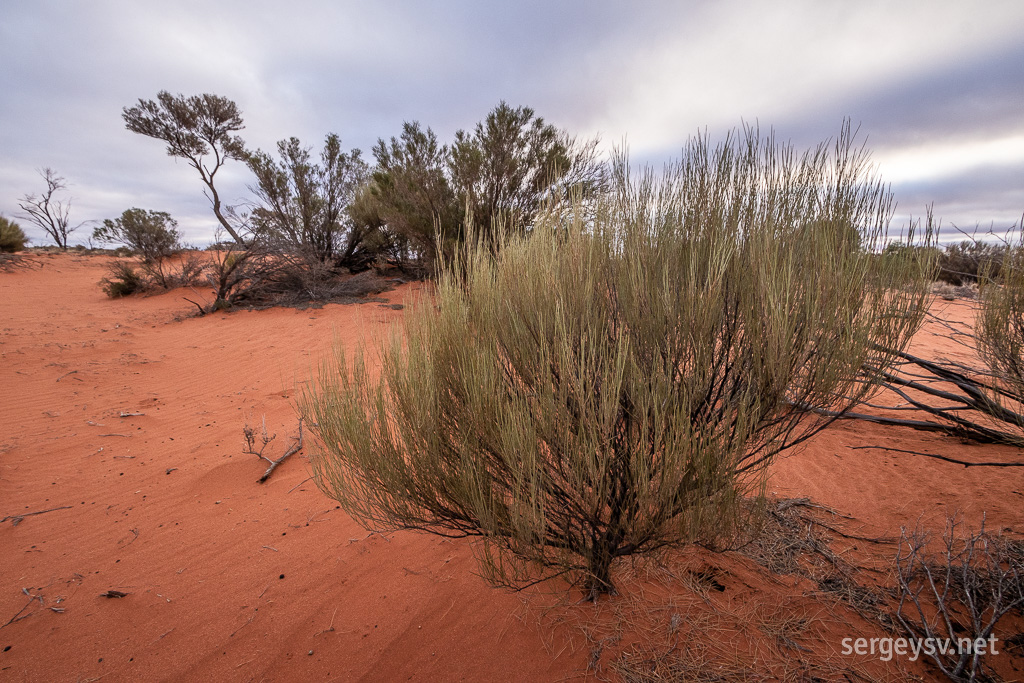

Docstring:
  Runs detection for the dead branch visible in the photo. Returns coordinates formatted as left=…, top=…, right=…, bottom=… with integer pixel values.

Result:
left=183, top=297, right=207, bottom=316
left=258, top=419, right=304, bottom=484
left=1, top=588, right=44, bottom=629
left=850, top=445, right=1024, bottom=468
left=288, top=475, right=314, bottom=494
left=895, top=514, right=1024, bottom=681
left=1, top=505, right=73, bottom=527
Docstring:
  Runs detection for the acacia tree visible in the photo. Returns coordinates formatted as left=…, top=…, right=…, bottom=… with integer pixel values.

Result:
left=304, top=125, right=933, bottom=599
left=246, top=133, right=370, bottom=268
left=123, top=92, right=247, bottom=245
left=18, top=168, right=78, bottom=249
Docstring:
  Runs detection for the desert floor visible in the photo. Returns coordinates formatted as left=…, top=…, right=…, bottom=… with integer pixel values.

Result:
left=1, top=253, right=1021, bottom=682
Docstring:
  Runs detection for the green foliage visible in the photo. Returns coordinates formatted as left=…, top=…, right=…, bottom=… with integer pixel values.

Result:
left=246, top=134, right=368, bottom=266
left=93, top=208, right=182, bottom=287
left=0, top=215, right=27, bottom=252
left=937, top=239, right=1007, bottom=285
left=100, top=261, right=146, bottom=298
left=94, top=208, right=181, bottom=261
left=123, top=91, right=247, bottom=245
left=304, top=124, right=932, bottom=598
left=371, top=122, right=460, bottom=265
left=977, top=229, right=1024, bottom=402
left=450, top=101, right=601, bottom=239
left=369, top=102, right=604, bottom=271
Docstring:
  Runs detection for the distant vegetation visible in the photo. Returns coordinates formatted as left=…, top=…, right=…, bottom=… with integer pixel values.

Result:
left=116, top=91, right=603, bottom=310
left=17, top=168, right=79, bottom=250
left=0, top=215, right=27, bottom=253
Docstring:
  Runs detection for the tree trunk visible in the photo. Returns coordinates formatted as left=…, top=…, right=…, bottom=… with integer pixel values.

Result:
left=584, top=540, right=617, bottom=600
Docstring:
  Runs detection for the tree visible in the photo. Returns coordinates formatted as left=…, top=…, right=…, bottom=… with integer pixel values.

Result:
left=93, top=208, right=182, bottom=287
left=371, top=122, right=460, bottom=266
left=123, top=92, right=247, bottom=245
left=369, top=104, right=605, bottom=271
left=18, top=168, right=79, bottom=250
left=450, top=101, right=604, bottom=240
left=0, top=215, right=27, bottom=253
left=304, top=125, right=933, bottom=599
left=246, top=134, right=368, bottom=266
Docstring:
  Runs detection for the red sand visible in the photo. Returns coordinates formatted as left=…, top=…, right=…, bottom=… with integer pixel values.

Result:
left=1, top=254, right=1021, bottom=681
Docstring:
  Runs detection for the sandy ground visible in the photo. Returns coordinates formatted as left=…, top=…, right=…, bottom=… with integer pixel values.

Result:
left=1, top=254, right=1021, bottom=682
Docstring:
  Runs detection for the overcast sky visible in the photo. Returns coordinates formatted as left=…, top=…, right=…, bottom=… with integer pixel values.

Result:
left=2, top=0, right=1022, bottom=246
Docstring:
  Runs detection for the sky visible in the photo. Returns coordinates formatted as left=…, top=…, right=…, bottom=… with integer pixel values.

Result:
left=1, top=0, right=1022, bottom=246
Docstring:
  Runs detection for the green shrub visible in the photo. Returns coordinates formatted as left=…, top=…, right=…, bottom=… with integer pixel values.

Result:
left=100, top=262, right=147, bottom=298
left=93, top=209, right=181, bottom=286
left=0, top=216, right=27, bottom=253
left=937, top=240, right=1006, bottom=285
left=304, top=124, right=933, bottom=598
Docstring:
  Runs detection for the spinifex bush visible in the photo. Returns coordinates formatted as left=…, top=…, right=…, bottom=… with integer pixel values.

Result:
left=304, top=125, right=932, bottom=598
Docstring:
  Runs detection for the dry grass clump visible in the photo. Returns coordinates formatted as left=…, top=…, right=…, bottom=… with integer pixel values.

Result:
left=933, top=281, right=979, bottom=300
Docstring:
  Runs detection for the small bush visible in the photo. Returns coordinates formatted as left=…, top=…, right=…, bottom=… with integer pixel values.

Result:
left=100, top=261, right=147, bottom=298
left=938, top=240, right=1007, bottom=285
left=0, top=216, right=27, bottom=253
left=94, top=209, right=182, bottom=286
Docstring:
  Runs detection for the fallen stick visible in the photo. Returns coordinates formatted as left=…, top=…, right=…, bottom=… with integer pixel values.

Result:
left=257, top=419, right=303, bottom=484
left=119, top=411, right=145, bottom=418
left=183, top=297, right=207, bottom=316
left=850, top=445, right=1024, bottom=467
left=1, top=505, right=73, bottom=527
left=56, top=370, right=80, bottom=382
left=1, top=589, right=44, bottom=629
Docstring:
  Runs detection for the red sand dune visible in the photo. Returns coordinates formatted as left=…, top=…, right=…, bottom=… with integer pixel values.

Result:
left=1, top=254, right=1021, bottom=681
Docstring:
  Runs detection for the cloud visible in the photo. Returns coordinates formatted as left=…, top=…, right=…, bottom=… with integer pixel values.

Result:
left=1, top=0, right=1021, bottom=244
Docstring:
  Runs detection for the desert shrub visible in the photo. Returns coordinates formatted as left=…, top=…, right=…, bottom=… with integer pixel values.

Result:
left=895, top=515, right=1024, bottom=682
left=304, top=124, right=932, bottom=598
left=977, top=231, right=1024, bottom=404
left=0, top=215, right=28, bottom=252
left=100, top=261, right=147, bottom=298
left=858, top=220, right=1024, bottom=450
left=938, top=240, right=1007, bottom=285
left=247, top=134, right=369, bottom=268
left=369, top=104, right=605, bottom=272
left=93, top=209, right=182, bottom=287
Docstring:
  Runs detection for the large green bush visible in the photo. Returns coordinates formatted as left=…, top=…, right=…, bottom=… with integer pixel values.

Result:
left=305, top=125, right=933, bottom=598
left=0, top=216, right=28, bottom=252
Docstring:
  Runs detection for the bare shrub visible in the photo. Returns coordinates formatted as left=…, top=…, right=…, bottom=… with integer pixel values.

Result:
left=17, top=168, right=80, bottom=250
left=304, top=123, right=932, bottom=599
left=895, top=515, right=1024, bottom=682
